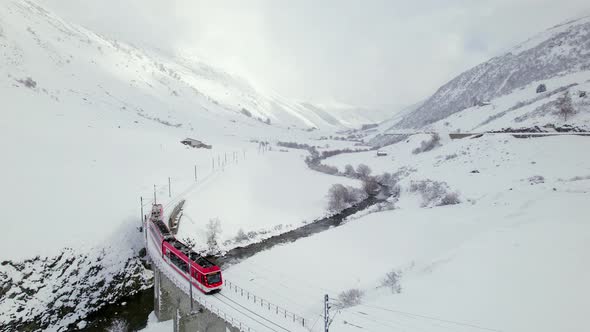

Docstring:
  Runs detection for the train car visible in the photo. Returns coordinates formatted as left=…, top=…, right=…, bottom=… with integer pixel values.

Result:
left=150, top=204, right=164, bottom=222
left=146, top=203, right=223, bottom=294
left=149, top=219, right=174, bottom=244
left=162, top=238, right=223, bottom=293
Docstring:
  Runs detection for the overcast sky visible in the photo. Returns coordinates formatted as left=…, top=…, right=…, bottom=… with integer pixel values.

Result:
left=39, top=0, right=590, bottom=108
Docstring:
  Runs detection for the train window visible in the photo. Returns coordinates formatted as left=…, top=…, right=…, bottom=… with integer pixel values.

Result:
left=206, top=272, right=221, bottom=285
left=169, top=251, right=188, bottom=273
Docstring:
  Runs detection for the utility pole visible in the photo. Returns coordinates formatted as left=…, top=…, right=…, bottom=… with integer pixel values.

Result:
left=189, top=276, right=194, bottom=313
left=324, top=294, right=330, bottom=332
left=212, top=157, right=215, bottom=171
left=153, top=185, right=157, bottom=204
left=194, top=165, right=197, bottom=182
left=168, top=177, right=171, bottom=197
left=140, top=196, right=144, bottom=232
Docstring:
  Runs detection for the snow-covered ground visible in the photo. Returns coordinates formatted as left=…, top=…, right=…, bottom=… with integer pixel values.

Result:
left=139, top=312, right=173, bottom=332
left=224, top=134, right=590, bottom=332
left=175, top=149, right=359, bottom=254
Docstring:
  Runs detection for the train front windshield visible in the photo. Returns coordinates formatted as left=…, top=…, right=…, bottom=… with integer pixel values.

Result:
left=207, top=272, right=221, bottom=285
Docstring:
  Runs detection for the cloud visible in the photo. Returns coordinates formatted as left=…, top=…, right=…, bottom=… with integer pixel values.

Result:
left=37, top=0, right=590, bottom=108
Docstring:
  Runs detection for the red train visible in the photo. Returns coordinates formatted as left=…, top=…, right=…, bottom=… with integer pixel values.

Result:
left=147, top=204, right=223, bottom=293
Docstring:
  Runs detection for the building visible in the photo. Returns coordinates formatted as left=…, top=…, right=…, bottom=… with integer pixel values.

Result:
left=181, top=138, right=212, bottom=149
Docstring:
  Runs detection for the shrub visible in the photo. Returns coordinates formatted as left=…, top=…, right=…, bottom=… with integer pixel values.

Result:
left=381, top=270, right=402, bottom=293
left=356, top=164, right=372, bottom=179
left=336, top=289, right=364, bottom=308
left=16, top=77, right=37, bottom=89
left=347, top=186, right=368, bottom=203
left=107, top=319, right=128, bottom=332
left=234, top=229, right=249, bottom=243
left=240, top=108, right=252, bottom=117
left=412, top=133, right=441, bottom=154
left=445, top=153, right=458, bottom=160
left=409, top=180, right=460, bottom=207
left=344, top=164, right=356, bottom=177
left=310, top=163, right=339, bottom=175
left=440, top=191, right=460, bottom=205
left=528, top=175, right=545, bottom=184
left=375, top=172, right=402, bottom=197
left=373, top=200, right=397, bottom=212
left=362, top=178, right=380, bottom=195
left=327, top=184, right=367, bottom=212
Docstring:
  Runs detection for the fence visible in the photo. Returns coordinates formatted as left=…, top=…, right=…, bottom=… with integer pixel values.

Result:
left=224, top=279, right=307, bottom=327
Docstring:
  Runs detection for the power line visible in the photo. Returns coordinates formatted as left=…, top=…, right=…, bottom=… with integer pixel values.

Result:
left=217, top=293, right=290, bottom=332
left=358, top=304, right=503, bottom=332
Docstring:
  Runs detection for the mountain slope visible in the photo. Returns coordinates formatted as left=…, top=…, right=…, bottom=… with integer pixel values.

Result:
left=391, top=15, right=590, bottom=130
left=0, top=0, right=369, bottom=131
left=0, top=0, right=347, bottom=259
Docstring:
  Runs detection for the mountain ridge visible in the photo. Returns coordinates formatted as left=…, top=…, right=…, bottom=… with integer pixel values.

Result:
left=390, top=15, right=590, bottom=130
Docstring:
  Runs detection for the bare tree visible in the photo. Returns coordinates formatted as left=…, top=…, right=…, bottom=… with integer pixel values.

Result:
left=327, top=184, right=349, bottom=211
left=556, top=91, right=575, bottom=121
left=356, top=164, right=372, bottom=179
left=327, top=184, right=368, bottom=211
left=381, top=270, right=402, bottom=293
left=336, top=289, right=364, bottom=308
left=206, top=218, right=222, bottom=250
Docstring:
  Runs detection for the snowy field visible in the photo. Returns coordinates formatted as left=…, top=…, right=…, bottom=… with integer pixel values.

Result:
left=175, top=150, right=359, bottom=253
left=224, top=134, right=590, bottom=332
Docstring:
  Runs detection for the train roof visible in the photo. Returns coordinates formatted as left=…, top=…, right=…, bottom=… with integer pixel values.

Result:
left=166, top=239, right=216, bottom=269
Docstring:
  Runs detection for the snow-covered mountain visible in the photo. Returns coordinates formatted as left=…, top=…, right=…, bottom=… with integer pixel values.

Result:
left=0, top=0, right=373, bottom=131
left=388, top=15, right=590, bottom=131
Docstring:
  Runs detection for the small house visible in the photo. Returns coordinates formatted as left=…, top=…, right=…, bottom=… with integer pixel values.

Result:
left=181, top=138, right=212, bottom=149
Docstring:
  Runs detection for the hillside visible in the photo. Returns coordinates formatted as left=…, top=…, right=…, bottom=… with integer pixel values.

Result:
left=388, top=15, right=590, bottom=131
left=0, top=0, right=375, bottom=132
